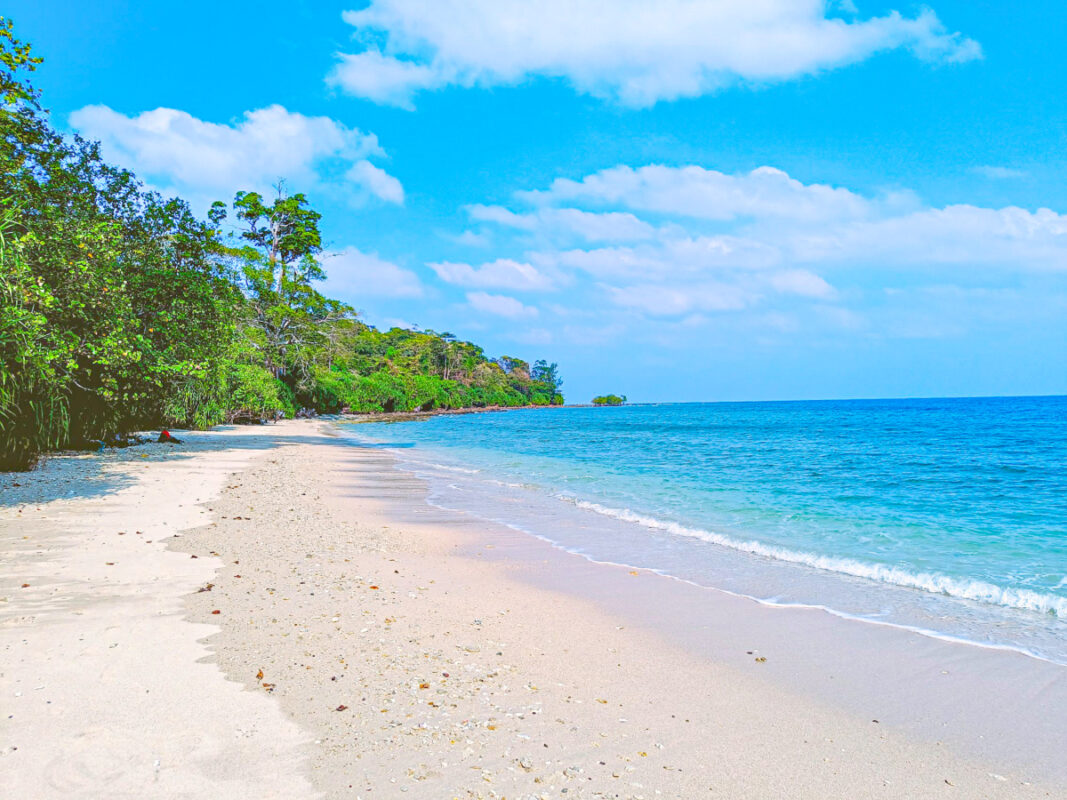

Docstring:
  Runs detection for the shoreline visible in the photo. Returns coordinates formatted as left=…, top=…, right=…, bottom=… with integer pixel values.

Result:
left=3, top=421, right=1064, bottom=797
left=343, top=430, right=1067, bottom=785
left=340, top=403, right=564, bottom=424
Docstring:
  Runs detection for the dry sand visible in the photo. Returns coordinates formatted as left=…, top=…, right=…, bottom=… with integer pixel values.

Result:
left=2, top=421, right=1063, bottom=798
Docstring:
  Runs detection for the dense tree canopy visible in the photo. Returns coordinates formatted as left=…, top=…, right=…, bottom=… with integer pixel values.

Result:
left=0, top=19, right=562, bottom=470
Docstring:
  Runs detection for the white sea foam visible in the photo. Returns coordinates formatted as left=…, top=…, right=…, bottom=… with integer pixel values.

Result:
left=567, top=499, right=1067, bottom=618
left=402, top=458, right=481, bottom=474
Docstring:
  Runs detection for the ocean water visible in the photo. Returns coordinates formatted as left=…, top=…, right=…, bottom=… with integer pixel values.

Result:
left=339, top=397, right=1067, bottom=664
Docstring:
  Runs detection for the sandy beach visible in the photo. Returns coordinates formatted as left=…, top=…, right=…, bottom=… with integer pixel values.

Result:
left=3, top=420, right=1064, bottom=799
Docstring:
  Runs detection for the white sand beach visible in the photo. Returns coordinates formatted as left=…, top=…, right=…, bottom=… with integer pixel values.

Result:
left=3, top=420, right=1064, bottom=799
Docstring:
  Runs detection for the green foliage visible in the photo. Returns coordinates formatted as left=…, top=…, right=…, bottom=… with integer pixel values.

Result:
left=217, top=187, right=349, bottom=387
left=0, top=211, right=68, bottom=469
left=224, top=364, right=296, bottom=421
left=0, top=19, right=236, bottom=466
left=0, top=18, right=564, bottom=470
left=592, top=394, right=627, bottom=406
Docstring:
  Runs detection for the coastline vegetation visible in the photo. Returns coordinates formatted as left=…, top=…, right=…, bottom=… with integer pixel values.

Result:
left=0, top=20, right=562, bottom=470
left=592, top=394, right=627, bottom=406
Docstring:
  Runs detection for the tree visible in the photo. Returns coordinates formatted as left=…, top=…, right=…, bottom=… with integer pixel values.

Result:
left=0, top=16, right=570, bottom=467
left=1, top=18, right=237, bottom=465
left=217, top=187, right=354, bottom=383
left=532, top=360, right=563, bottom=404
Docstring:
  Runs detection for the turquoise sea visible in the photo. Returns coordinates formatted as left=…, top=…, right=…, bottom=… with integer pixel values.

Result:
left=341, top=397, right=1067, bottom=664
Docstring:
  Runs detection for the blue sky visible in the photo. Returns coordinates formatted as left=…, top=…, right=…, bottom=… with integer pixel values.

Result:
left=10, top=1, right=1067, bottom=402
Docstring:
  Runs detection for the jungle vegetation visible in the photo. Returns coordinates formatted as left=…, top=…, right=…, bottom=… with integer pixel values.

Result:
left=591, top=394, right=627, bottom=406
left=0, top=19, right=562, bottom=470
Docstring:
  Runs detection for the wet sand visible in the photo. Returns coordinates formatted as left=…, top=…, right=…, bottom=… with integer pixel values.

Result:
left=2, top=421, right=1063, bottom=798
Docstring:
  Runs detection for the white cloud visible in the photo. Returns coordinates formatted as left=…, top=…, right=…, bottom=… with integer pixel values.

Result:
left=524, top=165, right=873, bottom=223
left=69, top=104, right=403, bottom=204
left=468, top=204, right=655, bottom=241
left=346, top=160, right=405, bottom=204
left=460, top=163, right=1067, bottom=327
left=768, top=269, right=836, bottom=299
left=451, top=229, right=492, bottom=248
left=550, top=235, right=779, bottom=281
left=333, top=0, right=979, bottom=108
left=322, top=247, right=425, bottom=299
left=328, top=49, right=445, bottom=109
left=791, top=205, right=1067, bottom=268
left=971, top=165, right=1028, bottom=180
left=509, top=165, right=1067, bottom=276
left=607, top=283, right=753, bottom=315
left=430, top=258, right=555, bottom=290
left=466, top=205, right=538, bottom=230
left=467, top=291, right=540, bottom=319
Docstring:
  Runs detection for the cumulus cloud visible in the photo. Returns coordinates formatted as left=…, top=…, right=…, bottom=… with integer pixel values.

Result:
left=69, top=104, right=403, bottom=205
left=550, top=235, right=778, bottom=280
left=332, top=0, right=980, bottom=108
left=467, top=204, right=655, bottom=241
left=467, top=291, right=540, bottom=319
left=346, top=160, right=405, bottom=204
left=769, top=269, right=836, bottom=299
left=492, top=165, right=1067, bottom=273
left=328, top=49, right=445, bottom=109
left=607, top=283, right=753, bottom=315
left=430, top=258, right=555, bottom=290
left=790, top=205, right=1067, bottom=268
left=463, top=163, right=1067, bottom=323
left=322, top=247, right=425, bottom=299
left=522, top=165, right=874, bottom=223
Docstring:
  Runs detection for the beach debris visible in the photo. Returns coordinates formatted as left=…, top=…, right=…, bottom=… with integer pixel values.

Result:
left=197, top=583, right=215, bottom=593
left=20, top=583, right=29, bottom=588
left=211, top=610, right=221, bottom=615
left=755, top=656, right=767, bottom=663
left=370, top=585, right=379, bottom=590
left=262, top=683, right=276, bottom=692
left=335, top=704, right=348, bottom=712
left=256, top=669, right=264, bottom=680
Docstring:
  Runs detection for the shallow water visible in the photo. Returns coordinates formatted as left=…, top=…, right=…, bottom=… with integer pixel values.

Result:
left=339, top=397, right=1067, bottom=663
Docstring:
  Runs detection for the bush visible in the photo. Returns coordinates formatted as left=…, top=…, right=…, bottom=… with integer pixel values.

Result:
left=225, top=364, right=295, bottom=421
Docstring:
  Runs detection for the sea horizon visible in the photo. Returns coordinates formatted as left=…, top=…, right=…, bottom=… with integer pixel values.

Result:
left=563, top=392, right=1067, bottom=406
